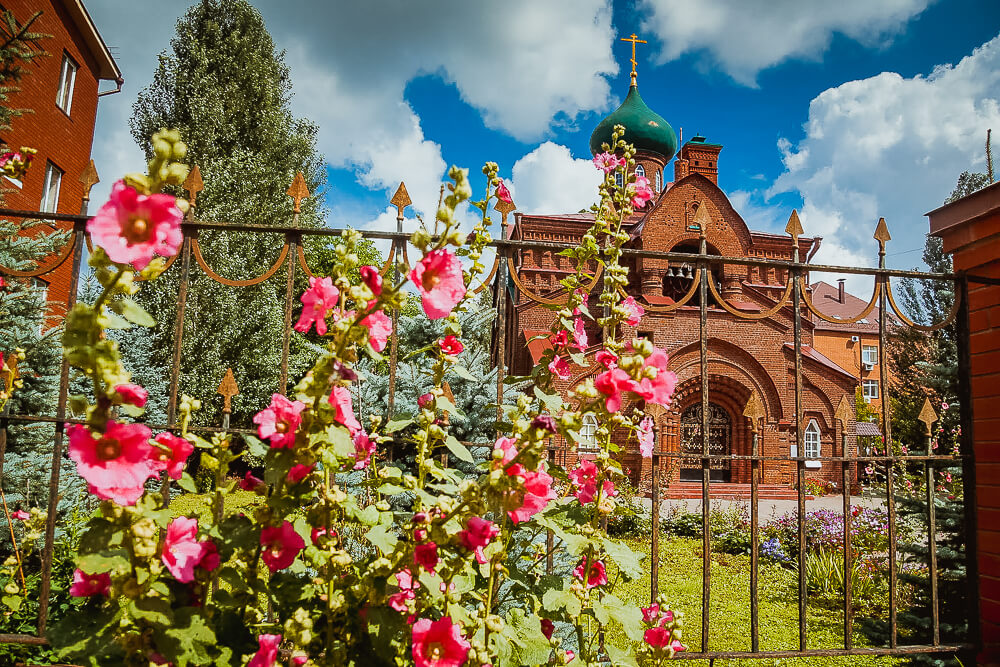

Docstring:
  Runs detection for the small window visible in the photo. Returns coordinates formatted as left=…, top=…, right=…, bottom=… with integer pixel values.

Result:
left=635, top=164, right=645, bottom=179
left=862, top=345, right=878, bottom=366
left=637, top=330, right=653, bottom=341
left=804, top=420, right=821, bottom=466
left=655, top=169, right=661, bottom=192
left=862, top=380, right=879, bottom=400
left=615, top=171, right=623, bottom=188
left=579, top=414, right=599, bottom=451
left=41, top=162, right=63, bottom=213
left=56, top=54, right=78, bottom=114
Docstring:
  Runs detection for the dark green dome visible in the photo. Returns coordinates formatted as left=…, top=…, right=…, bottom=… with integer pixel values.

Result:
left=589, top=84, right=678, bottom=160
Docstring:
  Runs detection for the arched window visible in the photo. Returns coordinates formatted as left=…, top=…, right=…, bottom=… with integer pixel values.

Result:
left=615, top=171, right=623, bottom=188
left=804, top=419, right=821, bottom=467
left=655, top=169, right=661, bottom=192
left=635, top=164, right=645, bottom=179
left=579, top=414, right=599, bottom=451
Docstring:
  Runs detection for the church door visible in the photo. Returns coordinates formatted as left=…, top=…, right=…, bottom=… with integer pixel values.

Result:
left=679, top=403, right=732, bottom=482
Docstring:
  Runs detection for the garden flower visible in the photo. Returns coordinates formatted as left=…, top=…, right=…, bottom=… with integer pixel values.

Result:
left=294, top=276, right=340, bottom=336
left=311, top=526, right=337, bottom=546
left=69, top=569, right=110, bottom=597
left=439, top=335, right=464, bottom=356
left=359, top=265, right=382, bottom=296
left=595, top=349, right=618, bottom=368
left=644, top=626, right=685, bottom=651
left=569, top=460, right=599, bottom=503
left=572, top=318, right=588, bottom=350
left=458, top=517, right=498, bottom=564
left=87, top=180, right=183, bottom=270
left=153, top=431, right=193, bottom=480
left=942, top=401, right=949, bottom=410
left=411, top=616, right=470, bottom=667
left=247, top=634, right=282, bottom=667
left=509, top=468, right=556, bottom=524
left=629, top=175, right=654, bottom=208
left=531, top=415, right=557, bottom=433
left=635, top=348, right=677, bottom=408
left=550, top=329, right=569, bottom=349
left=409, top=248, right=466, bottom=319
left=549, top=355, right=571, bottom=380
left=573, top=557, right=608, bottom=588
left=638, top=417, right=655, bottom=457
left=287, top=464, right=314, bottom=484
left=11, top=509, right=29, bottom=521
left=353, top=430, right=376, bottom=470
left=239, top=471, right=265, bottom=492
left=162, top=517, right=211, bottom=583
left=260, top=521, right=305, bottom=572
left=113, top=383, right=148, bottom=407
left=594, top=366, right=636, bottom=412
left=496, top=178, right=513, bottom=204
left=541, top=618, right=555, bottom=639
left=388, top=569, right=417, bottom=613
left=641, top=604, right=673, bottom=626
left=328, top=385, right=362, bottom=434
left=622, top=296, right=645, bottom=326
left=363, top=307, right=392, bottom=352
left=593, top=152, right=625, bottom=173
left=418, top=393, right=433, bottom=409
left=67, top=421, right=160, bottom=506
left=414, top=542, right=439, bottom=573
left=253, top=394, right=305, bottom=449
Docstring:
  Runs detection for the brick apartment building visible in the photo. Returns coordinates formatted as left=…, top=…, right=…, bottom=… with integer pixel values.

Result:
left=504, top=76, right=864, bottom=493
left=3, top=0, right=121, bottom=316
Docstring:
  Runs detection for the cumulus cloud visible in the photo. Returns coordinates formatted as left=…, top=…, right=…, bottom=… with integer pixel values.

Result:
left=638, top=0, right=931, bottom=85
left=505, top=142, right=603, bottom=215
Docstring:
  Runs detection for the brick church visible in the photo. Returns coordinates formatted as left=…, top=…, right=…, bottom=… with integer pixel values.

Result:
left=503, top=67, right=860, bottom=495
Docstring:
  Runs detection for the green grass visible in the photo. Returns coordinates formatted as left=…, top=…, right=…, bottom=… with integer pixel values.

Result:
left=606, top=537, right=904, bottom=667
left=169, top=488, right=263, bottom=520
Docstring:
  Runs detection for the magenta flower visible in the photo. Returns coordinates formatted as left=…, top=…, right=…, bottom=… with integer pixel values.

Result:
left=409, top=249, right=466, bottom=319
left=458, top=517, right=499, bottom=564
left=260, top=521, right=305, bottom=572
left=239, top=471, right=265, bottom=492
left=509, top=469, right=556, bottom=524
left=67, top=421, right=160, bottom=506
left=622, top=296, right=645, bottom=326
left=414, top=542, right=439, bottom=573
left=286, top=464, right=314, bottom=484
left=638, top=416, right=655, bottom=458
left=162, top=517, right=211, bottom=583
left=353, top=430, right=376, bottom=470
left=629, top=175, right=654, bottom=208
left=247, top=634, right=282, bottom=667
left=153, top=431, right=193, bottom=480
left=438, top=335, right=464, bottom=355
left=328, top=385, right=362, bottom=434
left=417, top=393, right=433, bottom=409
left=635, top=348, right=677, bottom=408
left=595, top=349, right=618, bottom=368
left=593, top=152, right=625, bottom=174
left=495, top=178, right=513, bottom=204
left=642, top=603, right=674, bottom=626
left=549, top=356, right=571, bottom=380
left=541, top=618, right=555, bottom=639
left=359, top=265, right=383, bottom=296
left=253, top=394, right=306, bottom=449
left=11, top=509, right=29, bottom=521
left=294, top=276, right=340, bottom=336
left=644, top=626, right=673, bottom=648
left=87, top=180, right=183, bottom=270
left=113, top=383, right=148, bottom=408
left=363, top=307, right=392, bottom=352
left=411, top=616, right=470, bottom=667
left=573, top=557, right=607, bottom=588
left=69, top=569, right=110, bottom=597
left=594, top=367, right=636, bottom=412
left=572, top=318, right=588, bottom=350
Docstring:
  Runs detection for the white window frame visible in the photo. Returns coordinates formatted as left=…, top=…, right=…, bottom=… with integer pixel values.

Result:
left=579, top=413, right=599, bottom=451
left=41, top=162, right=63, bottom=213
left=56, top=54, right=78, bottom=114
left=861, top=344, right=878, bottom=367
left=804, top=419, right=821, bottom=468
left=614, top=171, right=623, bottom=188
left=635, top=164, right=645, bottom=179
left=862, top=379, right=879, bottom=401
left=655, top=169, right=661, bottom=192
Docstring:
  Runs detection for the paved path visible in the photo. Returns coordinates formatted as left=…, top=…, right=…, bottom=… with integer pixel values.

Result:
left=635, top=495, right=886, bottom=524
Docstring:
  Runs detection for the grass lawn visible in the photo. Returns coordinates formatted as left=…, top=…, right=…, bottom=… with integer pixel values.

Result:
left=169, top=487, right=263, bottom=520
left=606, top=536, right=905, bottom=667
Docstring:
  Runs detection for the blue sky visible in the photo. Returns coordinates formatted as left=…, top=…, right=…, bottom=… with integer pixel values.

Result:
left=86, top=0, right=1000, bottom=285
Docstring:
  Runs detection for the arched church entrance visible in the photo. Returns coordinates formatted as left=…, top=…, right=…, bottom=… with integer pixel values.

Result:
left=679, top=402, right=732, bottom=482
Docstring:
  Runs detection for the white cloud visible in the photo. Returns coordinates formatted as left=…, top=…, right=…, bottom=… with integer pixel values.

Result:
left=769, top=34, right=1000, bottom=273
left=505, top=142, right=603, bottom=215
left=639, top=0, right=931, bottom=85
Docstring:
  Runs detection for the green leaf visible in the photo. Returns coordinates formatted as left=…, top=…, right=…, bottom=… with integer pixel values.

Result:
left=101, top=309, right=132, bottom=330
left=385, top=418, right=413, bottom=433
left=444, top=435, right=475, bottom=463
left=177, top=472, right=198, bottom=493
left=77, top=550, right=130, bottom=575
left=154, top=607, right=218, bottom=667
left=366, top=522, right=398, bottom=553
left=243, top=434, right=268, bottom=458
left=605, top=643, right=640, bottom=667
left=328, top=424, right=356, bottom=459
left=355, top=504, right=381, bottom=526
left=533, top=386, right=563, bottom=413
left=601, top=535, right=644, bottom=580
left=503, top=607, right=552, bottom=666
left=2, top=595, right=22, bottom=612
left=111, top=297, right=156, bottom=327
left=130, top=597, right=173, bottom=626
left=451, top=365, right=477, bottom=382
left=542, top=584, right=581, bottom=616
left=436, top=394, right=464, bottom=419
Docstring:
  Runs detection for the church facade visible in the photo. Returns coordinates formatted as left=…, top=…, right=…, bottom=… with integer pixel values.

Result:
left=504, top=77, right=860, bottom=495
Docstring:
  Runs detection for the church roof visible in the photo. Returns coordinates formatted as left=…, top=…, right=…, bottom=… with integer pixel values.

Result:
left=809, top=281, right=893, bottom=334
left=782, top=343, right=856, bottom=380
left=589, top=84, right=678, bottom=160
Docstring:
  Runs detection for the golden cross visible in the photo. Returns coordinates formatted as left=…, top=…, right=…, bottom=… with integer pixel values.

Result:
left=620, top=33, right=647, bottom=84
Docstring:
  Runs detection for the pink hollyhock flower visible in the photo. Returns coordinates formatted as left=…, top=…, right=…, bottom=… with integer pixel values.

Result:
left=643, top=626, right=672, bottom=648
left=592, top=152, right=625, bottom=174
left=495, top=178, right=513, bottom=204
left=572, top=318, right=588, bottom=350
left=622, top=296, right=645, bottom=326
left=417, top=393, right=433, bottom=409
left=941, top=401, right=950, bottom=410
left=11, top=509, right=29, bottom=521
left=162, top=517, right=210, bottom=583
left=353, top=430, right=376, bottom=470
left=411, top=616, right=470, bottom=667
left=239, top=471, right=265, bottom=491
left=634, top=348, right=677, bottom=408
left=549, top=356, right=571, bottom=380
left=638, top=416, right=655, bottom=458
left=328, top=385, right=362, bottom=434
left=388, top=569, right=417, bottom=613
left=594, top=367, right=636, bottom=412
left=438, top=335, right=464, bottom=355
left=550, top=329, right=568, bottom=349
left=87, top=180, right=183, bottom=270
left=509, top=469, right=556, bottom=524
left=113, top=383, right=148, bottom=408
left=595, top=349, right=618, bottom=368
left=363, top=306, right=392, bottom=352
left=69, top=569, right=110, bottom=597
left=260, top=522, right=305, bottom=572
left=291, top=656, right=308, bottom=667
left=287, top=464, right=314, bottom=484
left=573, top=557, right=607, bottom=589
left=409, top=249, right=466, bottom=319
left=541, top=618, right=555, bottom=639
left=198, top=540, right=220, bottom=572
left=253, top=394, right=306, bottom=449
left=247, top=634, right=282, bottom=667
left=67, top=421, right=160, bottom=506
left=414, top=542, right=439, bottom=573
left=629, top=175, right=654, bottom=208
left=569, top=460, right=599, bottom=504
left=458, top=517, right=498, bottom=564
left=642, top=603, right=674, bottom=626
left=360, top=265, right=383, bottom=296
left=493, top=437, right=519, bottom=468
left=294, top=276, right=340, bottom=336
left=153, top=432, right=193, bottom=480
left=311, top=526, right=337, bottom=546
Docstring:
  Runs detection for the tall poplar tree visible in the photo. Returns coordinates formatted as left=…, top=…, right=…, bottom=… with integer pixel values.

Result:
left=127, top=0, right=327, bottom=426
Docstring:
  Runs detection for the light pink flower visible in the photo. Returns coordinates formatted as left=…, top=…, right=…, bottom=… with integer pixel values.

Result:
left=328, top=385, right=362, bottom=434
left=593, top=152, right=625, bottom=174
left=573, top=557, right=607, bottom=588
left=493, top=437, right=519, bottom=468
left=11, top=509, right=29, bottom=521
left=409, top=248, right=466, bottom=319
left=509, top=469, right=556, bottom=524
left=628, top=175, right=654, bottom=208
left=458, top=517, right=498, bottom=564
left=941, top=402, right=950, bottom=410
left=260, top=521, right=305, bottom=572
left=496, top=178, right=513, bottom=204
left=353, top=430, right=376, bottom=470
left=638, top=417, right=655, bottom=458
left=153, top=431, right=193, bottom=480
left=239, top=471, right=265, bottom=492
left=247, top=634, right=282, bottom=667
left=113, top=383, right=148, bottom=408
left=411, top=617, right=470, bottom=667
left=622, top=296, right=645, bottom=326
left=287, top=464, right=314, bottom=484
left=67, top=421, right=160, bottom=506
left=69, top=569, right=110, bottom=597
left=363, top=306, right=392, bottom=352
left=360, top=265, right=382, bottom=296
left=569, top=460, right=599, bottom=504
left=388, top=569, right=417, bottom=613
left=594, top=367, right=636, bottom=412
left=549, top=356, right=571, bottom=380
left=414, top=542, right=439, bottom=573
left=439, top=335, right=464, bottom=355
left=635, top=348, right=678, bottom=408
left=253, top=394, right=306, bottom=449
left=162, top=517, right=210, bottom=583
left=572, top=318, right=588, bottom=351
left=87, top=180, right=183, bottom=270
left=294, top=276, right=340, bottom=336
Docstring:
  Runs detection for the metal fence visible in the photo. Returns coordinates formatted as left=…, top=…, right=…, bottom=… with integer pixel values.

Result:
left=0, top=179, right=980, bottom=662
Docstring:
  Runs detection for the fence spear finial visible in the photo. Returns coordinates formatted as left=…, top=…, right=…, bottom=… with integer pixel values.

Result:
left=785, top=209, right=804, bottom=246
left=79, top=160, right=99, bottom=202
left=183, top=165, right=204, bottom=209
left=917, top=397, right=938, bottom=436
left=287, top=171, right=310, bottom=214
left=834, top=394, right=852, bottom=427
left=217, top=367, right=239, bottom=415
left=494, top=196, right=516, bottom=230
left=391, top=182, right=412, bottom=222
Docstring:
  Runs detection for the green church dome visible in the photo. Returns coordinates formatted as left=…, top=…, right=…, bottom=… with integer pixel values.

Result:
left=589, top=84, right=678, bottom=160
